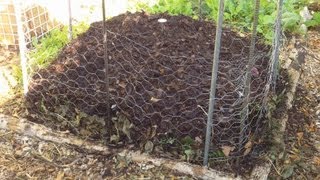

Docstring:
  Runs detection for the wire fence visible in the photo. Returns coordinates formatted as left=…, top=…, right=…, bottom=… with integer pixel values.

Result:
left=0, top=0, right=61, bottom=48
left=1, top=0, right=283, bottom=167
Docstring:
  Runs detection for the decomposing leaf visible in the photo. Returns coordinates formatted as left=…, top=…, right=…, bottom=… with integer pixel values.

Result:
left=114, top=154, right=131, bottom=169
left=118, top=81, right=126, bottom=89
left=195, top=136, right=202, bottom=144
left=281, top=165, right=294, bottom=179
left=146, top=125, right=158, bottom=139
left=159, top=68, right=165, bottom=75
left=221, top=146, right=235, bottom=157
left=305, top=122, right=317, bottom=133
left=289, top=154, right=300, bottom=161
left=243, top=140, right=253, bottom=156
left=312, top=156, right=320, bottom=166
left=243, top=148, right=251, bottom=156
left=150, top=125, right=157, bottom=138
left=144, top=140, right=154, bottom=153
left=296, top=132, right=304, bottom=146
left=184, top=149, right=194, bottom=162
left=245, top=141, right=253, bottom=149
left=79, top=129, right=91, bottom=136
left=55, top=171, right=65, bottom=180
left=110, top=135, right=120, bottom=143
left=122, top=117, right=133, bottom=141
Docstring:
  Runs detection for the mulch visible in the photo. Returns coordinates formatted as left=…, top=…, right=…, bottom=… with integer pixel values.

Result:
left=25, top=12, right=270, bottom=157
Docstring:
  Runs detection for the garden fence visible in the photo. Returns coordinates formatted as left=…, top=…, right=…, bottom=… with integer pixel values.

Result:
left=0, top=0, right=283, bottom=168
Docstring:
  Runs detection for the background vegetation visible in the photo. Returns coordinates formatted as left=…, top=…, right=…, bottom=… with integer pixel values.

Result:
left=136, top=0, right=320, bottom=42
left=12, top=0, right=320, bottom=84
left=12, top=23, right=89, bottom=84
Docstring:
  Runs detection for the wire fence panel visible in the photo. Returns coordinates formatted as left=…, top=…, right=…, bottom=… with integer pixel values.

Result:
left=25, top=11, right=272, bottom=160
left=1, top=0, right=283, bottom=167
left=0, top=1, right=18, bottom=48
left=0, top=0, right=61, bottom=48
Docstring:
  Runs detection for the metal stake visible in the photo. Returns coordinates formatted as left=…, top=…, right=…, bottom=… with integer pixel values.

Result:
left=14, top=0, right=28, bottom=95
left=203, top=0, right=225, bottom=167
left=102, top=0, right=111, bottom=139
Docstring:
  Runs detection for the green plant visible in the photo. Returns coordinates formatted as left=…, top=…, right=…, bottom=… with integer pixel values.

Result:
left=11, top=64, right=23, bottom=85
left=29, top=22, right=89, bottom=70
left=305, top=12, right=320, bottom=28
left=180, top=136, right=196, bottom=162
left=135, top=0, right=315, bottom=43
left=158, top=136, right=200, bottom=162
left=208, top=150, right=225, bottom=158
left=12, top=23, right=89, bottom=84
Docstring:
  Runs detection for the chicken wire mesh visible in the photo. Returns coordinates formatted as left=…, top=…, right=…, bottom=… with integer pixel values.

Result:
left=5, top=0, right=282, bottom=165
left=25, top=13, right=272, bottom=156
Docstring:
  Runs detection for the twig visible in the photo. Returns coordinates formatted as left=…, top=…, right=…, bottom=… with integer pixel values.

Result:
left=48, top=113, right=80, bottom=135
left=267, top=158, right=282, bottom=176
left=197, top=105, right=208, bottom=116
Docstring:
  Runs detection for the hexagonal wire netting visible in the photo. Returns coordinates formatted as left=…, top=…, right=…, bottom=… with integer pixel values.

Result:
left=9, top=0, right=282, bottom=166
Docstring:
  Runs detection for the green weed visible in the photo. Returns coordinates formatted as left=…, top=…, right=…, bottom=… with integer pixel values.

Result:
left=12, top=22, right=89, bottom=85
left=305, top=12, right=320, bottom=28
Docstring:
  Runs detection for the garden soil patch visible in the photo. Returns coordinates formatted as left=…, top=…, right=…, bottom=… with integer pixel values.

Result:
left=25, top=12, right=270, bottom=158
left=268, top=30, right=320, bottom=179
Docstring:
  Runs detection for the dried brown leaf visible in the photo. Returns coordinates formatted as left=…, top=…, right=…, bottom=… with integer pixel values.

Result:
left=243, top=147, right=251, bottom=156
left=55, top=171, right=65, bottom=180
left=244, top=141, right=253, bottom=149
left=297, top=132, right=304, bottom=146
left=221, top=146, right=235, bottom=157
left=313, top=156, right=320, bottom=166
left=144, top=141, right=154, bottom=153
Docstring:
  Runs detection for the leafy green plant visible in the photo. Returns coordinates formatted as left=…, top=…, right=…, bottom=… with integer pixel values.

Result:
left=305, top=12, right=320, bottom=28
left=181, top=136, right=195, bottom=162
left=135, top=0, right=315, bottom=42
left=11, top=64, right=23, bottom=85
left=153, top=0, right=193, bottom=15
left=29, top=22, right=89, bottom=69
left=157, top=135, right=201, bottom=162
left=208, top=150, right=225, bottom=158
left=12, top=23, right=89, bottom=84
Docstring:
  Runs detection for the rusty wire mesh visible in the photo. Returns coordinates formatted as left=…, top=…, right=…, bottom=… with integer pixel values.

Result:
left=24, top=11, right=272, bottom=161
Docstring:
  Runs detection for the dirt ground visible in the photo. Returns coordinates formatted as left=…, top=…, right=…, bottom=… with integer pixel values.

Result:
left=0, top=129, right=193, bottom=179
left=0, top=47, right=19, bottom=102
left=0, top=13, right=320, bottom=179
left=268, top=30, right=320, bottom=179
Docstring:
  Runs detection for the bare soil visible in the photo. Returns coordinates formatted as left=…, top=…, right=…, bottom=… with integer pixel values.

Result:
left=0, top=129, right=193, bottom=179
left=268, top=30, right=320, bottom=179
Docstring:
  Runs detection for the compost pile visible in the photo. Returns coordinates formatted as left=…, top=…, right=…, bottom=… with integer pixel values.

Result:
left=26, top=12, right=270, bottom=154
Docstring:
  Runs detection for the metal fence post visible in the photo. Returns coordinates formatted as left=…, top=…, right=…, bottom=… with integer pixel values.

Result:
left=240, top=0, right=260, bottom=151
left=203, top=0, right=225, bottom=166
left=14, top=0, right=28, bottom=95
left=68, top=0, right=73, bottom=40
left=102, top=0, right=111, bottom=139
left=271, top=0, right=284, bottom=90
